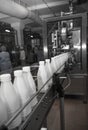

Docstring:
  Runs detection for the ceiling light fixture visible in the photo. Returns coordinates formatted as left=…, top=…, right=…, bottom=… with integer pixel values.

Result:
left=5, top=29, right=10, bottom=32
left=31, top=35, right=33, bottom=38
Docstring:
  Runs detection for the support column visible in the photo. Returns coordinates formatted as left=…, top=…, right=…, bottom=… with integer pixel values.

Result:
left=11, top=21, right=24, bottom=47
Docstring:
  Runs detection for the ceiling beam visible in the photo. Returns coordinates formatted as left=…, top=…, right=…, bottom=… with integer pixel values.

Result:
left=27, top=1, right=69, bottom=11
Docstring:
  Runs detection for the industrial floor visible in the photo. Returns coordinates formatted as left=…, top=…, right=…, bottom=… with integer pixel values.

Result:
left=47, top=98, right=88, bottom=130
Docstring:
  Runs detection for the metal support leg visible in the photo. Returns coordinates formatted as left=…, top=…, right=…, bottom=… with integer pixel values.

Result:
left=60, top=97, right=65, bottom=130
left=53, top=73, right=65, bottom=130
left=83, top=76, right=88, bottom=104
left=41, top=119, right=48, bottom=130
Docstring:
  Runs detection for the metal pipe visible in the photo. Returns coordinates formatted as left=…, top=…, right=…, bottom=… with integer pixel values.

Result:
left=0, top=0, right=28, bottom=19
left=0, top=0, right=42, bottom=24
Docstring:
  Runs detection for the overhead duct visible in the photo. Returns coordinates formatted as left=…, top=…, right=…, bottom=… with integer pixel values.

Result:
left=0, top=0, right=28, bottom=19
left=27, top=9, right=43, bottom=25
left=0, top=0, right=42, bottom=25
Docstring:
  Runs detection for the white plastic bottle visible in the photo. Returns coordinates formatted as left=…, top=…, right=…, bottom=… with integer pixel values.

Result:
left=54, top=55, right=58, bottom=70
left=41, top=128, right=47, bottom=130
left=37, top=61, right=48, bottom=92
left=13, top=70, right=32, bottom=119
left=0, top=74, right=22, bottom=129
left=22, top=66, right=38, bottom=107
left=0, top=83, right=8, bottom=126
left=56, top=54, right=63, bottom=73
left=51, top=57, right=57, bottom=74
left=45, top=59, right=53, bottom=86
left=0, top=97, right=8, bottom=126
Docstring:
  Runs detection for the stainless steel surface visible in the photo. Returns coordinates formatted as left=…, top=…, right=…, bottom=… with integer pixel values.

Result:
left=43, top=22, right=48, bottom=59
left=81, top=13, right=87, bottom=73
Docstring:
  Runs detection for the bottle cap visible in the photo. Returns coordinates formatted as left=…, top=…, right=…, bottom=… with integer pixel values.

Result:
left=51, top=57, right=55, bottom=61
left=45, top=59, right=50, bottom=63
left=39, top=61, right=44, bottom=65
left=22, top=66, right=30, bottom=72
left=41, top=128, right=47, bottom=130
left=14, top=70, right=22, bottom=76
left=0, top=74, right=11, bottom=82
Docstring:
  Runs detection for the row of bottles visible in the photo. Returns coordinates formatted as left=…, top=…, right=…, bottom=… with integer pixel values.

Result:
left=0, top=52, right=70, bottom=129
left=0, top=66, right=37, bottom=129
left=37, top=52, right=70, bottom=92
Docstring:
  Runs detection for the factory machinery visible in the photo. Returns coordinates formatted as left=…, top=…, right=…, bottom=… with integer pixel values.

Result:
left=0, top=11, right=87, bottom=130
left=43, top=11, right=88, bottom=100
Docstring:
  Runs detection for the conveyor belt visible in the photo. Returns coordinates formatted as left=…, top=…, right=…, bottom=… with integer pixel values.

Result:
left=0, top=85, right=55, bottom=130
left=0, top=61, right=70, bottom=130
left=19, top=86, right=55, bottom=130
